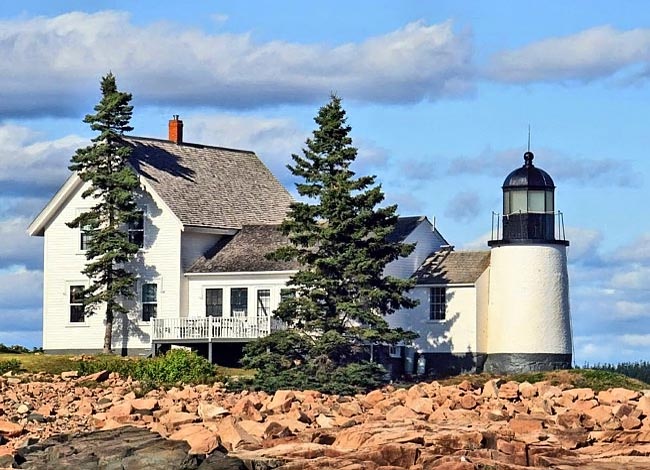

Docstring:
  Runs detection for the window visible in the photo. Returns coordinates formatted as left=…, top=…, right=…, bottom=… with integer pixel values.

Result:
left=257, top=289, right=271, bottom=317
left=128, top=211, right=144, bottom=248
left=142, top=284, right=157, bottom=321
left=528, top=190, right=545, bottom=213
left=80, top=225, right=92, bottom=251
left=231, top=288, right=248, bottom=317
left=69, top=285, right=85, bottom=323
left=429, top=287, right=446, bottom=321
left=205, top=288, right=223, bottom=317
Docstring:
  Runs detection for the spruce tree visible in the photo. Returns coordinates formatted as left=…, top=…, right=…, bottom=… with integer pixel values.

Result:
left=242, top=95, right=417, bottom=392
left=66, top=73, right=140, bottom=354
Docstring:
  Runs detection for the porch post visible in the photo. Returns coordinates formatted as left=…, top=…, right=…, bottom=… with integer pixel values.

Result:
left=208, top=341, right=213, bottom=364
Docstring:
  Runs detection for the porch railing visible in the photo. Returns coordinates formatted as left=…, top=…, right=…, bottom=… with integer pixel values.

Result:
left=152, top=316, right=286, bottom=342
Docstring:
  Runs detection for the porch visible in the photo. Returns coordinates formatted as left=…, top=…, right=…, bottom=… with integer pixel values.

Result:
left=152, top=316, right=286, bottom=343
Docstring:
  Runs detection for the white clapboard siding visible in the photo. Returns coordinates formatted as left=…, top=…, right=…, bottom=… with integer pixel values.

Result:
left=387, top=285, right=479, bottom=354
left=185, top=271, right=294, bottom=320
left=384, top=219, right=447, bottom=280
left=42, top=180, right=182, bottom=352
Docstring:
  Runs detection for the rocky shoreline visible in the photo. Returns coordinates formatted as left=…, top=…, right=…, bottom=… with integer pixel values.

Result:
left=0, top=371, right=649, bottom=469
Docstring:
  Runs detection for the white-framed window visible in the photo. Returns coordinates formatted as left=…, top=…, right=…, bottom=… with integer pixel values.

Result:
left=80, top=225, right=92, bottom=251
left=231, top=288, right=248, bottom=317
left=142, top=283, right=157, bottom=322
left=429, top=287, right=446, bottom=321
left=128, top=210, right=145, bottom=248
left=257, top=289, right=271, bottom=316
left=69, top=285, right=85, bottom=323
left=205, top=288, right=223, bottom=317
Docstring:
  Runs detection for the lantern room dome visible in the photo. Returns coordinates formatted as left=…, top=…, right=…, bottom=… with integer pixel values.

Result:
left=503, top=151, right=555, bottom=189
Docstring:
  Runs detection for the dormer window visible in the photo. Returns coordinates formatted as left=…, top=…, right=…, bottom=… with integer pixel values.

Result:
left=128, top=211, right=144, bottom=248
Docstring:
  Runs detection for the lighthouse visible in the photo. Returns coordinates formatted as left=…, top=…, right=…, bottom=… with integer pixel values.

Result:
left=484, top=150, right=572, bottom=373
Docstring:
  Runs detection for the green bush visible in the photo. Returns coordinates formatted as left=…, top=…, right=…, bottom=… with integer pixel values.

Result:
left=237, top=330, right=386, bottom=395
left=77, top=350, right=215, bottom=387
left=0, top=358, right=21, bottom=374
left=136, top=349, right=215, bottom=385
left=0, top=343, right=30, bottom=354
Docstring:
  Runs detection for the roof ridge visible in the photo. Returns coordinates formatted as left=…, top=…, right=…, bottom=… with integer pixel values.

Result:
left=123, top=135, right=256, bottom=155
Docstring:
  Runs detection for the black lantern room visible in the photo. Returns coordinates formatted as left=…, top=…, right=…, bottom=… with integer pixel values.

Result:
left=489, top=151, right=568, bottom=246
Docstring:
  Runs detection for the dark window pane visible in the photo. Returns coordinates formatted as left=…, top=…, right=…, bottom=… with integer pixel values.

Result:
left=142, top=304, right=157, bottom=322
left=231, top=288, right=248, bottom=316
left=70, top=305, right=85, bottom=322
left=128, top=211, right=144, bottom=248
left=257, top=289, right=270, bottom=316
left=80, top=230, right=91, bottom=250
left=206, top=288, right=223, bottom=317
left=70, top=285, right=85, bottom=303
left=280, top=288, right=295, bottom=302
left=429, top=287, right=446, bottom=321
left=142, top=284, right=157, bottom=302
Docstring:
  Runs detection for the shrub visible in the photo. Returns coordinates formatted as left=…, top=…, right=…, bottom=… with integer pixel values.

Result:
left=136, top=349, right=215, bottom=385
left=0, top=358, right=21, bottom=374
left=0, top=343, right=30, bottom=354
left=77, top=349, right=215, bottom=387
left=237, top=330, right=386, bottom=395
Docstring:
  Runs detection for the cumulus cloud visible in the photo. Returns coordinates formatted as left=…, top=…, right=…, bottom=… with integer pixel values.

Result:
left=0, top=12, right=473, bottom=116
left=487, top=25, right=650, bottom=84
left=444, top=191, right=481, bottom=223
left=448, top=146, right=639, bottom=187
left=0, top=124, right=85, bottom=196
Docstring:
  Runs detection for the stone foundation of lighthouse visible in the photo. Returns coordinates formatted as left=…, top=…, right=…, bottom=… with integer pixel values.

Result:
left=483, top=243, right=572, bottom=373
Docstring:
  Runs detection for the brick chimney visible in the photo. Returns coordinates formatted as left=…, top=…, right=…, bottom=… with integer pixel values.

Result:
left=168, top=115, right=183, bottom=144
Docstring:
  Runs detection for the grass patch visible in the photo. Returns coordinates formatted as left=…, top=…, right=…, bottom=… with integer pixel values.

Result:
left=435, top=368, right=649, bottom=392
left=0, top=352, right=255, bottom=383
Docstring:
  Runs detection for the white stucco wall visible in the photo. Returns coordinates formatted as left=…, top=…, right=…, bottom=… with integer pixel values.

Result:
left=475, top=267, right=490, bottom=354
left=41, top=180, right=182, bottom=352
left=387, top=285, right=479, bottom=354
left=487, top=244, right=571, bottom=354
left=385, top=221, right=447, bottom=279
left=186, top=272, right=295, bottom=320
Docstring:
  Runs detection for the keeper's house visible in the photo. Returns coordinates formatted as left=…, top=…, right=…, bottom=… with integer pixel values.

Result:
left=29, top=117, right=572, bottom=375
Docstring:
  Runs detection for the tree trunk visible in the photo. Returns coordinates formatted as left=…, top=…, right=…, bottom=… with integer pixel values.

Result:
left=104, top=302, right=113, bottom=354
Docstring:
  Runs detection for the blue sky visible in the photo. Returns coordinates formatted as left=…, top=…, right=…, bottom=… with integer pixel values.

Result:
left=1, top=1, right=649, bottom=363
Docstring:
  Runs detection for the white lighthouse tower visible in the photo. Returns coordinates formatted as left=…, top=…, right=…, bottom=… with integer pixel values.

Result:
left=484, top=150, right=572, bottom=373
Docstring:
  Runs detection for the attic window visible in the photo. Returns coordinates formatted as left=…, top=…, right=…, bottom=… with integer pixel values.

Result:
left=128, top=211, right=144, bottom=248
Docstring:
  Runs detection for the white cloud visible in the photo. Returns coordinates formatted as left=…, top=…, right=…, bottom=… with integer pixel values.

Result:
left=447, top=146, right=639, bottom=187
left=621, top=334, right=650, bottom=347
left=0, top=12, right=473, bottom=116
left=610, top=266, right=650, bottom=290
left=565, top=227, right=602, bottom=264
left=613, top=300, right=650, bottom=319
left=0, top=124, right=85, bottom=194
left=0, top=217, right=43, bottom=269
left=0, top=266, right=43, bottom=309
left=487, top=25, right=650, bottom=84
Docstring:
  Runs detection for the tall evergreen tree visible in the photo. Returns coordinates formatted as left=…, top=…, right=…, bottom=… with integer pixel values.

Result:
left=266, top=95, right=418, bottom=367
left=66, top=73, right=140, bottom=354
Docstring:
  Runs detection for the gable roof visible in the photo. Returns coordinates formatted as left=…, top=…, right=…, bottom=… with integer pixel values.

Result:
left=386, top=216, right=426, bottom=243
left=414, top=248, right=490, bottom=285
left=125, top=136, right=293, bottom=229
left=187, top=224, right=300, bottom=273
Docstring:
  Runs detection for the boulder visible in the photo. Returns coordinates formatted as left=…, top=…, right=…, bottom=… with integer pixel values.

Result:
left=198, top=402, right=230, bottom=421
left=131, top=398, right=159, bottom=415
left=169, top=423, right=221, bottom=455
left=0, top=420, right=23, bottom=437
left=217, top=416, right=260, bottom=451
left=81, top=370, right=110, bottom=383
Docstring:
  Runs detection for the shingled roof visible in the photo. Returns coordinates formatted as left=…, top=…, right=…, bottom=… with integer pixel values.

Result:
left=187, top=225, right=300, bottom=273
left=124, top=136, right=293, bottom=229
left=386, top=216, right=426, bottom=243
left=414, top=249, right=490, bottom=285
left=188, top=216, right=428, bottom=274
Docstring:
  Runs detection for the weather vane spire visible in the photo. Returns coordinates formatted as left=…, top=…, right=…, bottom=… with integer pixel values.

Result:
left=527, top=124, right=531, bottom=152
